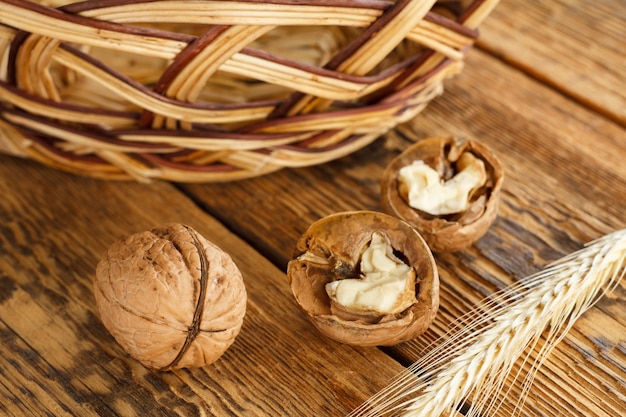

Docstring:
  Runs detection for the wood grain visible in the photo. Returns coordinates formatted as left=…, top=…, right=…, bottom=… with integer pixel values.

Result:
left=0, top=157, right=405, bottom=416
left=0, top=0, right=624, bottom=416
left=478, top=0, right=626, bottom=126
left=177, top=21, right=626, bottom=417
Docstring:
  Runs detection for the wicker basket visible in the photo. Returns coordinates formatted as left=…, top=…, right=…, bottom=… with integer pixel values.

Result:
left=0, top=0, right=499, bottom=182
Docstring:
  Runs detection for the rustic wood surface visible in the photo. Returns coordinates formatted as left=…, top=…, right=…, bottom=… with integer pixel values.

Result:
left=0, top=0, right=624, bottom=416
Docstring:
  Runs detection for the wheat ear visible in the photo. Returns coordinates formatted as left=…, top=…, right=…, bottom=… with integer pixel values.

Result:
left=349, top=228, right=626, bottom=417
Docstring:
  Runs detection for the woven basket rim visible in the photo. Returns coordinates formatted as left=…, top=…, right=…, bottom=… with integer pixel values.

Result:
left=0, top=0, right=501, bottom=182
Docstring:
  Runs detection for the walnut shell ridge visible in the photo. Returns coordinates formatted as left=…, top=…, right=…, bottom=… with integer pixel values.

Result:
left=94, top=223, right=247, bottom=370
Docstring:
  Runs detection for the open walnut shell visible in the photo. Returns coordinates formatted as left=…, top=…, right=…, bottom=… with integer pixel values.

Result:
left=381, top=137, right=504, bottom=252
left=287, top=211, right=439, bottom=346
left=94, top=223, right=246, bottom=370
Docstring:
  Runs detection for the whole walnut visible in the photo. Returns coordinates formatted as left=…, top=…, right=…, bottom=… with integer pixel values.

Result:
left=94, top=223, right=246, bottom=370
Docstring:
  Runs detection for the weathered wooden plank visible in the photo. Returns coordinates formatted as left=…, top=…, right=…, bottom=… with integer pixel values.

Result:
left=0, top=156, right=405, bottom=416
left=177, top=45, right=625, bottom=415
left=478, top=0, right=626, bottom=125
left=0, top=1, right=623, bottom=416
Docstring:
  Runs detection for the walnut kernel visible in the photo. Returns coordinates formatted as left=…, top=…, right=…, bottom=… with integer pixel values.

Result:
left=381, top=137, right=504, bottom=252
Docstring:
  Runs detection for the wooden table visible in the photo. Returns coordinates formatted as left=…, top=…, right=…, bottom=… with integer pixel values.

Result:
left=1, top=0, right=624, bottom=415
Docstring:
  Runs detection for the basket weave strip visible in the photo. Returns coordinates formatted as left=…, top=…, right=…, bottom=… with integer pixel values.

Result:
left=0, top=0, right=500, bottom=182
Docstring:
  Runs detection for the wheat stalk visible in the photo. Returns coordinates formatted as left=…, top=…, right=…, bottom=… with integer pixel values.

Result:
left=349, top=228, right=626, bottom=417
